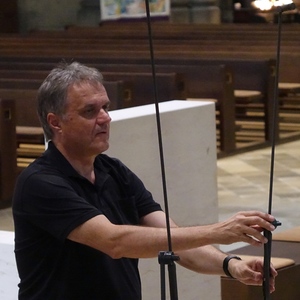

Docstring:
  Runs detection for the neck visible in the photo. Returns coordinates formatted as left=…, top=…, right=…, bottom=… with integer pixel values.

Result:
left=69, top=157, right=96, bottom=184
left=55, top=142, right=97, bottom=183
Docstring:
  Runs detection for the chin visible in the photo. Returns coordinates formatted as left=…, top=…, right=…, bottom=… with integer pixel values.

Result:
left=97, top=142, right=109, bottom=154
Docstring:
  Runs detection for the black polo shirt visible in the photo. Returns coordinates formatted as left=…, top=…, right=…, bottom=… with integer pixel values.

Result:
left=13, top=142, right=162, bottom=300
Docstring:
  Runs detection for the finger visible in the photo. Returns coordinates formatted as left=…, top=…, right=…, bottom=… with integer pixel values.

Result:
left=269, top=277, right=276, bottom=293
left=247, top=216, right=276, bottom=232
left=241, top=211, right=275, bottom=223
left=242, top=214, right=277, bottom=233
left=270, top=267, right=278, bottom=278
left=243, top=234, right=266, bottom=246
left=251, top=225, right=264, bottom=232
left=240, top=272, right=263, bottom=286
left=234, top=214, right=276, bottom=233
left=242, top=227, right=269, bottom=245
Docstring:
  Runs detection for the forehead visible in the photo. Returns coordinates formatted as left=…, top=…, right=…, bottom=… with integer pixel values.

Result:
left=68, top=81, right=106, bottom=96
left=67, top=81, right=108, bottom=105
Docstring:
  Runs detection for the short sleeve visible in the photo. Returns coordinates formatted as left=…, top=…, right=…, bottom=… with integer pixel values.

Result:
left=14, top=172, right=101, bottom=241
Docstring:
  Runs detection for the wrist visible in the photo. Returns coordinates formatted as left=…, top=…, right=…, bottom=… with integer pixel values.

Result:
left=223, top=255, right=241, bottom=278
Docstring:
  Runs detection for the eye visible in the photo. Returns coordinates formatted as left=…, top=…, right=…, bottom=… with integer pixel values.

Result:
left=86, top=107, right=95, bottom=114
left=103, top=103, right=110, bottom=112
left=81, top=105, right=98, bottom=119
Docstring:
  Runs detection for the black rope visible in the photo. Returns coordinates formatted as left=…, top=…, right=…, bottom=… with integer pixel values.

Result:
left=262, top=3, right=295, bottom=298
left=263, top=9, right=281, bottom=300
left=144, top=2, right=179, bottom=299
left=144, top=0, right=173, bottom=253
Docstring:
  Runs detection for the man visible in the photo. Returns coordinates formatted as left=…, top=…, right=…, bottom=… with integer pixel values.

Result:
left=13, top=62, right=277, bottom=299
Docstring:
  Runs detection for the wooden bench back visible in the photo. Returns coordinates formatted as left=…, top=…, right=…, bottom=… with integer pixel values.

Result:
left=0, top=98, right=17, bottom=207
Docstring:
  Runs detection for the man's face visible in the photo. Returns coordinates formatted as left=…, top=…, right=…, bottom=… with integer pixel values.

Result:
left=57, top=81, right=111, bottom=158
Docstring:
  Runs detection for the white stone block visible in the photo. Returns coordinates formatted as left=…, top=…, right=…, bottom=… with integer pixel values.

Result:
left=107, top=100, right=220, bottom=300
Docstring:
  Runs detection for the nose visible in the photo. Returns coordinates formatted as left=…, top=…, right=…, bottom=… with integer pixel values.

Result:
left=97, top=108, right=111, bottom=124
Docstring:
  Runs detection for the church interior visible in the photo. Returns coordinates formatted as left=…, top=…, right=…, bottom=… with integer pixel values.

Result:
left=1, top=0, right=300, bottom=299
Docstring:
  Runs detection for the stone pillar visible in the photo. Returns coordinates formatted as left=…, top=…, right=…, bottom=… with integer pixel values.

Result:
left=170, top=0, right=221, bottom=24
left=219, top=0, right=234, bottom=23
left=77, top=0, right=101, bottom=26
left=17, top=0, right=81, bottom=32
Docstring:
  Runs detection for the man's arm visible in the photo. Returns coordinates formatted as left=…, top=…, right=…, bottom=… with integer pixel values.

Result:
left=141, top=211, right=277, bottom=292
left=140, top=210, right=227, bottom=274
left=67, top=210, right=275, bottom=260
left=67, top=213, right=226, bottom=259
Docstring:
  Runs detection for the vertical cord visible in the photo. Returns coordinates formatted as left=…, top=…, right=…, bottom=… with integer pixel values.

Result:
left=268, top=11, right=283, bottom=216
left=263, top=10, right=282, bottom=300
left=262, top=3, right=295, bottom=298
left=144, top=0, right=173, bottom=252
left=144, top=3, right=179, bottom=299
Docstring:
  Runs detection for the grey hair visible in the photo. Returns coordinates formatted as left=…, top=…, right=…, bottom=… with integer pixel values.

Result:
left=37, top=61, right=104, bottom=141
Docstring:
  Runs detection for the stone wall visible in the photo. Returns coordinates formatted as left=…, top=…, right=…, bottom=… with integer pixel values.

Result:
left=170, top=0, right=221, bottom=24
left=17, top=0, right=222, bottom=32
left=17, top=0, right=82, bottom=32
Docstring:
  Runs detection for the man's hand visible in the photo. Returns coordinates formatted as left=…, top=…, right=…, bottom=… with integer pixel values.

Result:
left=214, top=211, right=276, bottom=246
left=228, top=257, right=277, bottom=293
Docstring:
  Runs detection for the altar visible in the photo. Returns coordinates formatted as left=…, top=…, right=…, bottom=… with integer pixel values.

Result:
left=107, top=100, right=220, bottom=299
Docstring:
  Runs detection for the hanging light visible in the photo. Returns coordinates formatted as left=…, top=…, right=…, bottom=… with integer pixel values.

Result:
left=253, top=0, right=294, bottom=11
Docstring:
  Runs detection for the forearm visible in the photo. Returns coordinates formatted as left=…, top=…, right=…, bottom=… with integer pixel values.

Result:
left=106, top=223, right=217, bottom=259
left=68, top=215, right=217, bottom=259
left=69, top=210, right=275, bottom=260
left=176, top=245, right=227, bottom=275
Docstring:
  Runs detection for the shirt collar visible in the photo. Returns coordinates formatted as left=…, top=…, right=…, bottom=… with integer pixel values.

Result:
left=44, top=141, right=111, bottom=180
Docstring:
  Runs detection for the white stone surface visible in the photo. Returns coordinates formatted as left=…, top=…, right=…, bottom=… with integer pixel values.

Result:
left=0, top=230, right=18, bottom=300
left=107, top=100, right=220, bottom=300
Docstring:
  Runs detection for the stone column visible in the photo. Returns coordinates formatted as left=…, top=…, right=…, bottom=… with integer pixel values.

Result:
left=219, top=0, right=234, bottom=22
left=77, top=0, right=101, bottom=26
left=17, top=0, right=81, bottom=32
left=170, top=0, right=221, bottom=24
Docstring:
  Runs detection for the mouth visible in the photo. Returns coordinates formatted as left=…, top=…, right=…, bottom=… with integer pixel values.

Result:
left=95, top=125, right=109, bottom=136
left=95, top=131, right=107, bottom=136
left=95, top=128, right=109, bottom=137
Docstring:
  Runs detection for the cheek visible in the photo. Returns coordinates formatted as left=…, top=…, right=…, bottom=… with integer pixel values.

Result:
left=62, top=120, right=88, bottom=138
left=61, top=116, right=96, bottom=138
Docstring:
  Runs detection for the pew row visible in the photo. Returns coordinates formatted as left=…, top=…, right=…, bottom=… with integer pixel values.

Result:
left=0, top=99, right=17, bottom=208
left=0, top=66, right=237, bottom=155
left=0, top=55, right=279, bottom=145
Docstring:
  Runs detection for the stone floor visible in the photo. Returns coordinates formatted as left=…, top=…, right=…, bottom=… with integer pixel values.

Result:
left=1, top=138, right=300, bottom=298
left=218, top=139, right=300, bottom=252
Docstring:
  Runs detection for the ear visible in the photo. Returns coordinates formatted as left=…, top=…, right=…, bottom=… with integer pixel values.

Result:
left=47, top=113, right=62, bottom=134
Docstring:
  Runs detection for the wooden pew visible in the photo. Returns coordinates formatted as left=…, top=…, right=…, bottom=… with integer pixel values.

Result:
left=0, top=78, right=134, bottom=169
left=0, top=80, right=128, bottom=126
left=146, top=58, right=277, bottom=143
left=2, top=32, right=300, bottom=48
left=101, top=72, right=186, bottom=107
left=68, top=58, right=276, bottom=148
left=0, top=22, right=299, bottom=150
left=2, top=23, right=300, bottom=57
left=0, top=98, right=17, bottom=208
left=222, top=241, right=300, bottom=299
left=38, top=22, right=300, bottom=41
left=0, top=55, right=276, bottom=138
left=0, top=56, right=277, bottom=153
left=0, top=70, right=186, bottom=108
left=0, top=22, right=299, bottom=173
left=0, top=70, right=187, bottom=167
left=0, top=64, right=236, bottom=155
